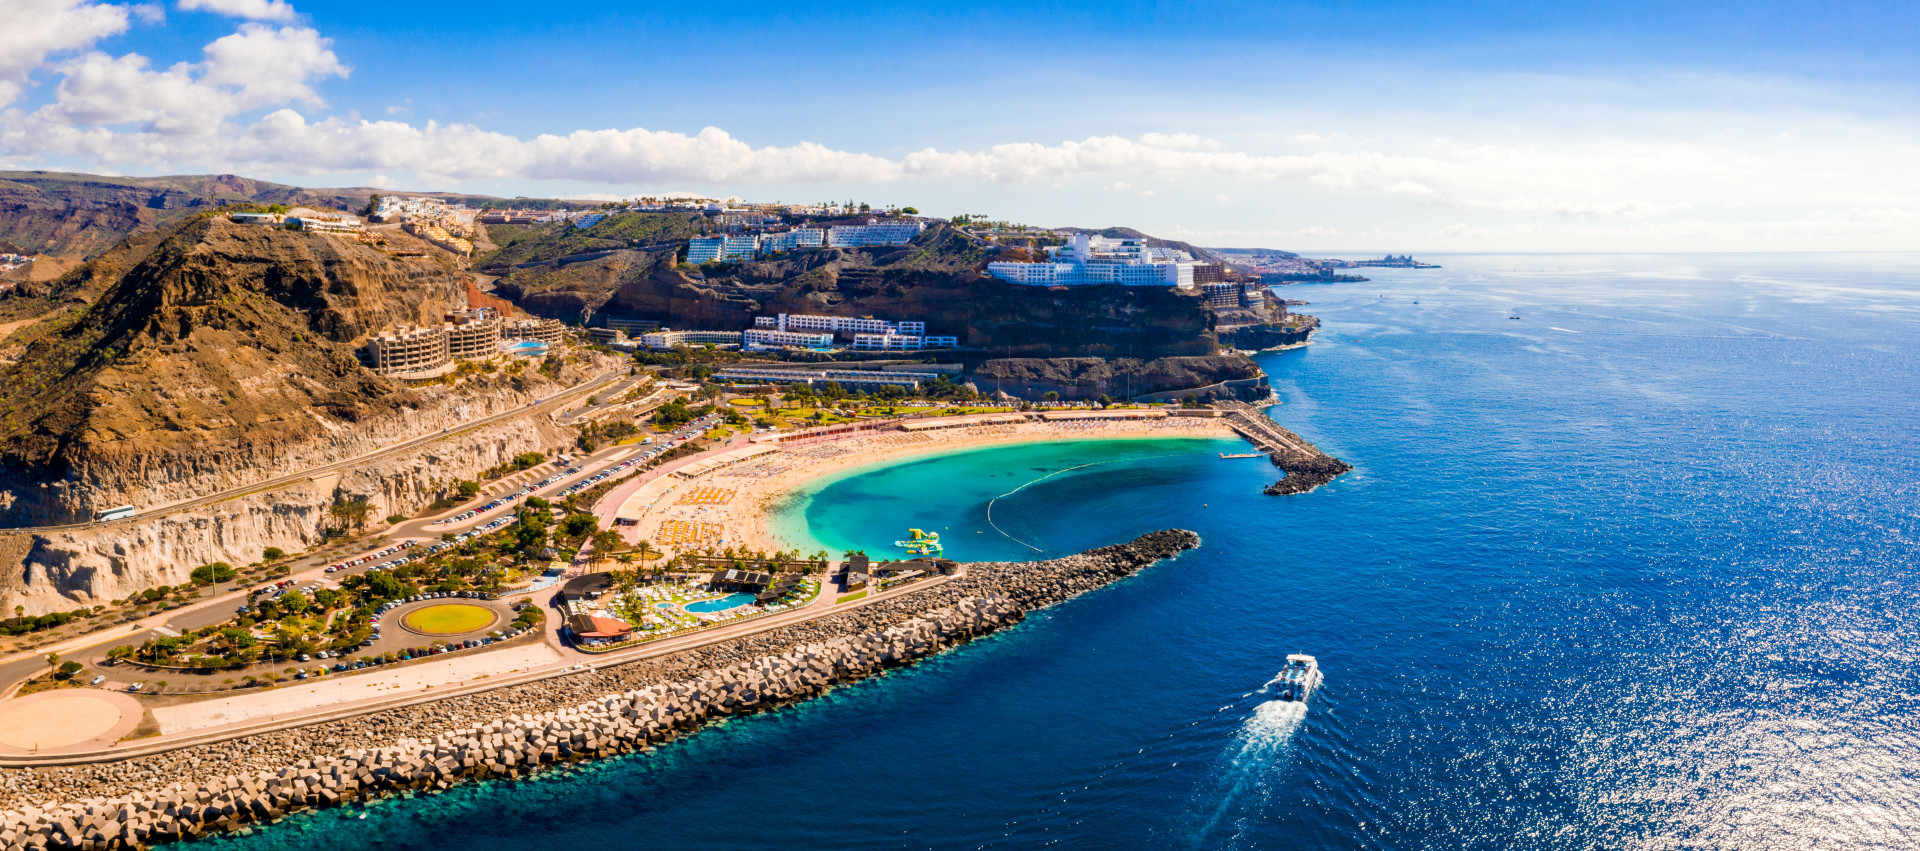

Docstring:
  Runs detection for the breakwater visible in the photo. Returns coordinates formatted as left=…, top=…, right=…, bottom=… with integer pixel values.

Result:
left=1217, top=402, right=1353, bottom=494
left=0, top=530, right=1200, bottom=849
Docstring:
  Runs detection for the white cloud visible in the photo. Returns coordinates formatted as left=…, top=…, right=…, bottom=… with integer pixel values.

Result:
left=1, top=8, right=1917, bottom=251
left=1138, top=132, right=1221, bottom=151
left=0, top=0, right=131, bottom=107
left=177, top=0, right=298, bottom=22
left=26, top=23, right=344, bottom=136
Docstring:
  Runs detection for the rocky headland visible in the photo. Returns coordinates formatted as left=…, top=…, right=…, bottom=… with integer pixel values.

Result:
left=0, top=530, right=1200, bottom=848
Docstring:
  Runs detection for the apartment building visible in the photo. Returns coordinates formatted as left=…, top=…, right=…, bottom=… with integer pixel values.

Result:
left=362, top=325, right=451, bottom=376
left=288, top=215, right=363, bottom=235
left=758, top=228, right=827, bottom=253
left=505, top=317, right=566, bottom=344
left=445, top=310, right=502, bottom=359
left=826, top=219, right=926, bottom=247
left=686, top=234, right=760, bottom=264
left=743, top=328, right=835, bottom=350
left=985, top=232, right=1197, bottom=288
left=850, top=333, right=960, bottom=351
left=767, top=313, right=894, bottom=336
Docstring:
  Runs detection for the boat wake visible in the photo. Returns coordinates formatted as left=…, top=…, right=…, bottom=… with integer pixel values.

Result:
left=1190, top=684, right=1313, bottom=847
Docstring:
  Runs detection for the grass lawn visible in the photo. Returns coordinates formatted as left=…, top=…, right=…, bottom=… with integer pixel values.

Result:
left=401, top=603, right=497, bottom=635
left=836, top=591, right=868, bottom=604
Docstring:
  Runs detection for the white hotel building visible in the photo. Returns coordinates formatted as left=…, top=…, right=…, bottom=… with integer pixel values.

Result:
left=743, top=328, right=835, bottom=350
left=851, top=333, right=960, bottom=351
left=985, top=233, right=1198, bottom=288
left=759, top=228, right=826, bottom=253
left=686, top=234, right=760, bottom=263
left=826, top=220, right=926, bottom=247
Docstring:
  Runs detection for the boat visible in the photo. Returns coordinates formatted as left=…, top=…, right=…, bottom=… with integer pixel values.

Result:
left=894, top=528, right=943, bottom=555
left=1219, top=452, right=1264, bottom=459
left=1273, top=654, right=1322, bottom=703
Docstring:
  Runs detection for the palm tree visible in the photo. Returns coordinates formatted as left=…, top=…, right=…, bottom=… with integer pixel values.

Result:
left=634, top=539, right=657, bottom=563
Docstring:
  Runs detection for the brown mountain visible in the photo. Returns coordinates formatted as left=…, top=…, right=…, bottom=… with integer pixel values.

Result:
left=0, top=215, right=476, bottom=523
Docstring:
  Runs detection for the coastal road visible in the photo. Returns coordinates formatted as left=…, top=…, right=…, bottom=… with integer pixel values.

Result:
left=0, top=378, right=676, bottom=695
left=6, top=369, right=627, bottom=534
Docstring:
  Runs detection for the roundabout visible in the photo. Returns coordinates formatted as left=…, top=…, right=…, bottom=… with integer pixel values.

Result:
left=397, top=601, right=502, bottom=637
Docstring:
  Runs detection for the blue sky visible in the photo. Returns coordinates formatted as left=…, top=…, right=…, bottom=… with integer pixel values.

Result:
left=2, top=0, right=1916, bottom=251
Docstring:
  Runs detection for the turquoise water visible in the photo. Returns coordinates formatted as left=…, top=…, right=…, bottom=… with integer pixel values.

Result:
left=198, top=253, right=1920, bottom=850
left=683, top=593, right=757, bottom=613
left=766, top=437, right=1242, bottom=560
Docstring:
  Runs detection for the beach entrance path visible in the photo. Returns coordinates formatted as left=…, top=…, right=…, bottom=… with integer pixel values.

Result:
left=152, top=644, right=563, bottom=735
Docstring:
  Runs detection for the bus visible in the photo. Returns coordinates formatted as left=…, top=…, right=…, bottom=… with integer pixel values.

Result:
left=95, top=505, right=136, bottom=522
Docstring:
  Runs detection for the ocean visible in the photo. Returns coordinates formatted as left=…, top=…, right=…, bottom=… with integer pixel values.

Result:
left=200, top=253, right=1920, bottom=850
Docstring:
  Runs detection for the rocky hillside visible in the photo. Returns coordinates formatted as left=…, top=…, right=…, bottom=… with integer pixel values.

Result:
left=0, top=215, right=541, bottom=524
left=0, top=170, right=509, bottom=262
left=489, top=219, right=1228, bottom=357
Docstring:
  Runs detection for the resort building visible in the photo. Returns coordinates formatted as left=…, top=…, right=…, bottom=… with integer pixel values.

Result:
left=361, top=325, right=452, bottom=377
left=587, top=327, right=628, bottom=345
left=639, top=329, right=745, bottom=350
left=826, top=219, right=926, bottom=247
left=504, top=317, right=566, bottom=344
left=743, top=328, right=835, bottom=350
left=1201, top=281, right=1242, bottom=308
left=605, top=318, right=662, bottom=334
left=759, top=228, right=827, bottom=253
left=445, top=310, right=502, bottom=359
left=228, top=212, right=283, bottom=225
left=755, top=313, right=940, bottom=342
left=985, top=232, right=1197, bottom=288
left=287, top=215, right=363, bottom=235
left=850, top=333, right=960, bottom=351
left=686, top=234, right=760, bottom=263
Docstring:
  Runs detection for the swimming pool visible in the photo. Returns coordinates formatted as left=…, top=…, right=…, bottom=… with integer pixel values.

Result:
left=683, top=593, right=757, bottom=614
left=505, top=341, right=548, bottom=357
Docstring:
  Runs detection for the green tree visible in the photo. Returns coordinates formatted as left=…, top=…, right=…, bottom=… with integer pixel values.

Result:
left=329, top=496, right=373, bottom=533
left=561, top=513, right=598, bottom=539
left=1042, top=391, right=1060, bottom=404
left=456, top=480, right=482, bottom=498
left=189, top=562, right=237, bottom=586
left=279, top=590, right=310, bottom=614
left=590, top=529, right=624, bottom=556
left=901, top=207, right=919, bottom=215
left=261, top=547, right=285, bottom=562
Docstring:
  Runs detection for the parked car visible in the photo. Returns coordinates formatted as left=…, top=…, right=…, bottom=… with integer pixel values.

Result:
left=129, top=682, right=144, bottom=692
left=90, top=675, right=106, bottom=685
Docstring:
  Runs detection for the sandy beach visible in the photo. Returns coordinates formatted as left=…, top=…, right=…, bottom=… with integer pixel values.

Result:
left=610, top=414, right=1243, bottom=559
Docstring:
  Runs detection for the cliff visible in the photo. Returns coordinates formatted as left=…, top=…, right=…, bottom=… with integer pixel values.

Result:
left=0, top=216, right=559, bottom=524
left=970, top=353, right=1268, bottom=401
left=0, top=410, right=574, bottom=615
